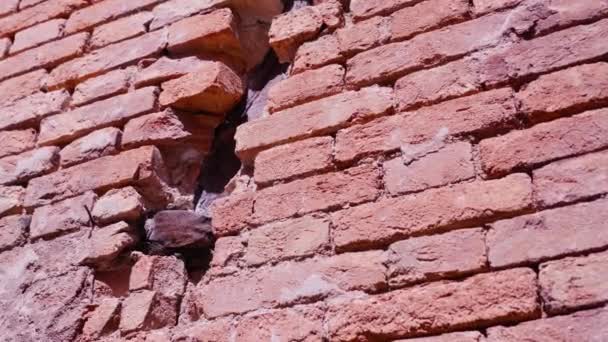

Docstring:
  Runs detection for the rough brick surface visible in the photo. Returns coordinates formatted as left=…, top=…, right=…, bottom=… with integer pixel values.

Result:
left=72, top=68, right=132, bottom=106
left=0, top=146, right=60, bottom=185
left=64, top=0, right=161, bottom=34
left=0, top=214, right=29, bottom=252
left=10, top=19, right=66, bottom=54
left=59, top=127, right=122, bottom=167
left=91, top=12, right=154, bottom=49
left=391, top=0, right=470, bottom=41
left=349, top=0, right=414, bottom=20
left=0, top=129, right=37, bottom=159
left=0, top=186, right=25, bottom=217
left=234, top=306, right=324, bottom=341
left=0, top=90, right=69, bottom=131
left=211, top=192, right=254, bottom=236
left=0, top=69, right=48, bottom=105
left=92, top=186, right=144, bottom=225
left=0, top=0, right=87, bottom=38
left=134, top=56, right=205, bottom=88
left=397, top=332, right=485, bottom=342
left=30, top=191, right=96, bottom=240
left=149, top=0, right=228, bottom=30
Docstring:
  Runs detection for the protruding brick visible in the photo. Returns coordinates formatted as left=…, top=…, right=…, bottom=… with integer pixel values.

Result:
left=92, top=186, right=144, bottom=225
left=0, top=186, right=24, bottom=217
left=211, top=192, right=254, bottom=236
left=81, top=298, right=120, bottom=340
left=72, top=68, right=132, bottom=106
left=81, top=221, right=138, bottom=270
left=293, top=35, right=342, bottom=74
left=0, top=215, right=29, bottom=252
left=119, top=290, right=176, bottom=334
left=59, top=127, right=122, bottom=167
left=396, top=332, right=485, bottom=342
left=387, top=228, right=487, bottom=287
left=245, top=215, right=330, bottom=266
left=149, top=0, right=228, bottom=30
left=39, top=87, right=157, bottom=146
left=129, top=255, right=187, bottom=299
left=0, top=69, right=48, bottom=105
left=91, top=12, right=153, bottom=49
left=10, top=19, right=65, bottom=54
left=254, top=136, right=334, bottom=184
left=534, top=150, right=608, bottom=207
left=0, top=129, right=37, bottom=159
left=349, top=0, right=414, bottom=20
left=0, top=0, right=87, bottom=38
left=540, top=251, right=608, bottom=315
left=488, top=199, right=608, bottom=268
left=326, top=268, right=539, bottom=341
left=159, top=61, right=243, bottom=113
left=333, top=173, right=532, bottom=252
left=29, top=191, right=96, bottom=240
left=254, top=164, right=381, bottom=224
left=336, top=88, right=518, bottom=163
left=0, top=147, right=60, bottom=185
left=25, top=146, right=164, bottom=208
left=236, top=86, right=393, bottom=162
left=383, top=142, right=475, bottom=195
left=391, top=0, right=470, bottom=41
left=0, top=90, right=69, bottom=131
left=269, top=6, right=323, bottom=63
left=479, top=109, right=608, bottom=177
left=64, top=0, right=161, bottom=34
left=134, top=56, right=205, bottom=88
left=268, top=64, right=344, bottom=113
left=235, top=306, right=324, bottom=341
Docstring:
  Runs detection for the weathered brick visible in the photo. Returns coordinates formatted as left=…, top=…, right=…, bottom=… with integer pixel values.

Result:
left=540, top=251, right=608, bottom=314
left=391, top=0, right=470, bottom=41
left=0, top=215, right=29, bottom=252
left=235, top=86, right=393, bottom=162
left=269, top=6, right=323, bottom=63
left=472, top=0, right=522, bottom=15
left=39, top=87, right=157, bottom=146
left=387, top=228, right=487, bottom=287
left=336, top=88, right=517, bottom=163
left=0, top=186, right=24, bottom=217
left=72, top=68, right=132, bottom=106
left=396, top=332, right=485, bottom=342
left=92, top=186, right=143, bottom=225
left=0, top=69, right=47, bottom=105
left=0, top=38, right=9, bottom=58
left=517, top=62, right=608, bottom=119
left=210, top=236, right=244, bottom=270
left=59, top=127, right=122, bottom=167
left=129, top=255, right=186, bottom=299
left=336, top=16, right=390, bottom=57
left=24, top=145, right=164, bottom=207
left=383, top=142, right=475, bottom=195
left=0, top=32, right=88, bottom=81
left=0, top=129, right=37, bottom=159
left=198, top=250, right=387, bottom=317
left=333, top=173, right=531, bottom=252
left=234, top=306, right=324, bottom=341
left=122, top=111, right=196, bottom=149
left=245, top=215, right=330, bottom=266
left=64, top=0, right=162, bottom=34
left=0, top=90, right=69, bottom=131
left=0, top=0, right=87, bottom=38
left=171, top=319, right=232, bottom=341
left=268, top=64, right=345, bottom=113
left=327, top=268, right=539, bottom=341
left=534, top=150, right=608, bottom=207
left=349, top=0, right=415, bottom=20
left=149, top=0, right=228, bottom=30
left=159, top=61, right=243, bottom=113
left=254, top=164, right=381, bottom=224
left=119, top=290, right=176, bottom=334
left=254, top=136, right=334, bottom=184
left=487, top=307, right=608, bottom=341
left=47, top=30, right=167, bottom=89
left=479, top=109, right=608, bottom=177
left=529, top=0, right=608, bottom=36
left=0, top=147, right=60, bottom=186
left=81, top=298, right=120, bottom=340
left=293, top=35, right=342, bottom=74
left=91, top=12, right=153, bottom=49
left=134, top=56, right=205, bottom=88
left=211, top=192, right=254, bottom=236
left=19, top=0, right=47, bottom=9
left=10, top=19, right=65, bottom=54
left=488, top=199, right=608, bottom=268
left=0, top=0, right=19, bottom=17
left=30, top=191, right=96, bottom=240
left=81, top=221, right=139, bottom=270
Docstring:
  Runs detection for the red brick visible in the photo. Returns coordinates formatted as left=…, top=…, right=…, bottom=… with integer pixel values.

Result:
left=391, top=0, right=470, bottom=41
left=0, top=129, right=37, bottom=159
left=396, top=332, right=485, bottom=342
left=0, top=32, right=88, bottom=82
left=0, top=215, right=29, bottom=252
left=72, top=68, right=132, bottom=106
left=487, top=307, right=608, bottom=341
left=47, top=30, right=167, bottom=90
left=387, top=228, right=487, bottom=287
left=245, top=215, right=330, bottom=266
left=269, top=6, right=323, bottom=63
left=0, top=90, right=69, bottom=131
left=172, top=319, right=232, bottom=341
left=64, top=0, right=162, bottom=34
left=487, top=199, right=608, bottom=268
left=333, top=173, right=531, bottom=252
left=122, top=110, right=201, bottom=149
left=0, top=69, right=47, bottom=105
left=540, top=250, right=608, bottom=315
left=383, top=142, right=475, bottom=195
left=0, top=186, right=24, bottom=217
left=472, top=0, right=522, bottom=15
left=92, top=186, right=143, bottom=225
left=39, top=87, right=157, bottom=146
left=0, top=0, right=19, bottom=17
left=59, top=127, right=122, bottom=167
left=479, top=109, right=608, bottom=177
left=211, top=192, right=254, bottom=236
left=254, top=163, right=381, bottom=224
left=129, top=255, right=186, bottom=299
left=198, top=250, right=387, bottom=317
left=24, top=145, right=164, bottom=207
left=119, top=290, right=176, bottom=334
left=81, top=298, right=120, bottom=340
left=10, top=19, right=65, bottom=54
left=346, top=12, right=510, bottom=87
left=349, top=0, right=415, bottom=20
left=335, top=88, right=517, bottom=163
left=534, top=150, right=608, bottom=207
left=29, top=191, right=96, bottom=240
left=517, top=62, right=608, bottom=120
left=292, top=35, right=343, bottom=74
left=210, top=236, right=244, bottom=271
left=91, top=12, right=153, bottom=49
left=234, top=306, right=324, bottom=341
left=134, top=56, right=205, bottom=88
left=0, top=147, right=59, bottom=185
left=0, top=0, right=87, bottom=38
left=235, top=86, right=393, bottom=162
left=159, top=61, right=244, bottom=113
left=254, top=136, right=334, bottom=184
left=327, top=268, right=539, bottom=341
left=268, top=64, right=345, bottom=113
left=535, top=0, right=608, bottom=36
left=336, top=16, right=390, bottom=57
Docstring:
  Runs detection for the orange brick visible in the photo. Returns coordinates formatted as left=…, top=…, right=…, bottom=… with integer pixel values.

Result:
left=269, top=6, right=323, bottom=63
left=336, top=16, right=390, bottom=57
left=390, top=0, right=470, bottom=41
left=59, top=127, right=122, bottom=167
left=211, top=192, right=254, bottom=237
left=64, top=0, right=162, bottom=34
left=0, top=0, right=86, bottom=38
left=149, top=0, right=228, bottom=30
left=134, top=56, right=205, bottom=88
left=30, top=191, right=96, bottom=239
left=72, top=68, right=132, bottom=106
left=292, top=35, right=342, bottom=74
left=90, top=12, right=153, bottom=49
left=0, top=69, right=47, bottom=104
left=0, top=90, right=69, bottom=131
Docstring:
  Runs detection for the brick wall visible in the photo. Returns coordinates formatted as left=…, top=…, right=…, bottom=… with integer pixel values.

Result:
left=1, top=0, right=607, bottom=341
